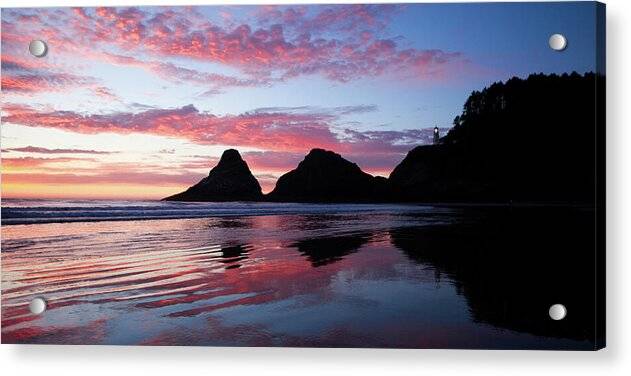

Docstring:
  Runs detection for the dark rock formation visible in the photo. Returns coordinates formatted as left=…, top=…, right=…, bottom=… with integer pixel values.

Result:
left=164, top=72, right=603, bottom=204
left=389, top=72, right=603, bottom=203
left=266, top=148, right=388, bottom=202
left=164, top=149, right=262, bottom=202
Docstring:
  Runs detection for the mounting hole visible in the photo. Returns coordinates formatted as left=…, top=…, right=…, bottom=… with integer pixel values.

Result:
left=29, top=39, right=48, bottom=57
left=548, top=34, right=567, bottom=51
left=549, top=303, right=567, bottom=320
left=29, top=297, right=47, bottom=315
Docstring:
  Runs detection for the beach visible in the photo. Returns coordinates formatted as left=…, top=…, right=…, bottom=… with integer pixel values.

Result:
left=1, top=201, right=596, bottom=348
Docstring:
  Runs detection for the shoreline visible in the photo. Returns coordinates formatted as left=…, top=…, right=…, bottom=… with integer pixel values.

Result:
left=0, top=201, right=595, bottom=227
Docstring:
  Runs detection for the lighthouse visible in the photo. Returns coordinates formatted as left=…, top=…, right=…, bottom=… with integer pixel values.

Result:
left=433, top=126, right=440, bottom=144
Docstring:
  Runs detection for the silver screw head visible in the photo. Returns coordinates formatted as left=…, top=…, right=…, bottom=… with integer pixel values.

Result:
left=549, top=34, right=567, bottom=51
left=29, top=297, right=47, bottom=315
left=29, top=39, right=48, bottom=57
left=549, top=303, right=567, bottom=320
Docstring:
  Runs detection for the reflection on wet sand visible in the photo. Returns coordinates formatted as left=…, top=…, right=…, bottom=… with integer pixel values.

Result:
left=219, top=244, right=250, bottom=269
left=292, top=233, right=372, bottom=267
left=390, top=207, right=599, bottom=346
left=1, top=207, right=598, bottom=348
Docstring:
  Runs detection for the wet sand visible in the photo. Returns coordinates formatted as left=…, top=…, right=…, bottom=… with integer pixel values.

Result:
left=1, top=205, right=597, bottom=348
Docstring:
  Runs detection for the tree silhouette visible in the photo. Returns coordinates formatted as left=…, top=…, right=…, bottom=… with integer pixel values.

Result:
left=390, top=72, right=605, bottom=203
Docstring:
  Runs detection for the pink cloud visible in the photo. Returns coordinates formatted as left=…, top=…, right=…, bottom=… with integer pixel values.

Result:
left=1, top=54, right=123, bottom=100
left=2, top=104, right=340, bottom=153
left=1, top=55, right=95, bottom=93
left=177, top=158, right=220, bottom=170
left=2, top=103, right=436, bottom=157
left=242, top=151, right=305, bottom=173
left=134, top=6, right=462, bottom=83
left=2, top=6, right=466, bottom=87
left=2, top=157, right=95, bottom=168
left=93, top=86, right=120, bottom=101
left=255, top=5, right=398, bottom=36
left=3, top=146, right=115, bottom=155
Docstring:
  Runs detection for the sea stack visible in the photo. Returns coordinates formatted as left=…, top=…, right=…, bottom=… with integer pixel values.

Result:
left=163, top=149, right=262, bottom=202
left=267, top=148, right=388, bottom=202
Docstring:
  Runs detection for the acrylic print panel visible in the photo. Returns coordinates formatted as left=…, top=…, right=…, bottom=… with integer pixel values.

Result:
left=0, top=2, right=605, bottom=349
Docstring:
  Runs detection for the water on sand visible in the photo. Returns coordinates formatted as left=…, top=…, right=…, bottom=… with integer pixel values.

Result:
left=1, top=201, right=597, bottom=348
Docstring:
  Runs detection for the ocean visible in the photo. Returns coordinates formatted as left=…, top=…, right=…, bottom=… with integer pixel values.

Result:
left=1, top=199, right=437, bottom=225
left=1, top=199, right=597, bottom=348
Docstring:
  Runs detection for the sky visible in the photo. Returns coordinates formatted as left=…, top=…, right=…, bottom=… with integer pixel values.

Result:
left=1, top=2, right=601, bottom=199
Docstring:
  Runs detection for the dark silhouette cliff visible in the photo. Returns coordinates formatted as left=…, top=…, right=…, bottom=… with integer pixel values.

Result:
left=164, top=72, right=602, bottom=204
left=389, top=72, right=603, bottom=203
left=267, top=148, right=388, bottom=203
left=164, top=149, right=262, bottom=202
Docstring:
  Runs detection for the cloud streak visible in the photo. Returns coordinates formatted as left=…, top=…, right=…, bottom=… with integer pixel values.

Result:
left=0, top=54, right=125, bottom=102
left=3, top=146, right=116, bottom=155
left=2, top=6, right=467, bottom=93
left=1, top=55, right=96, bottom=93
left=3, top=103, right=434, bottom=157
left=2, top=157, right=95, bottom=168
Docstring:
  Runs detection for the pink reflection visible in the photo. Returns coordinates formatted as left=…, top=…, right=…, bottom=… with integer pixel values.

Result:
left=1, top=215, right=403, bottom=345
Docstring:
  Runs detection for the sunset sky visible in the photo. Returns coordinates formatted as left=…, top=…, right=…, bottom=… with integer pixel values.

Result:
left=1, top=3, right=599, bottom=199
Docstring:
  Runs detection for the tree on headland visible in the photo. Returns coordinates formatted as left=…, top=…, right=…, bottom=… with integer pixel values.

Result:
left=390, top=72, right=604, bottom=203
